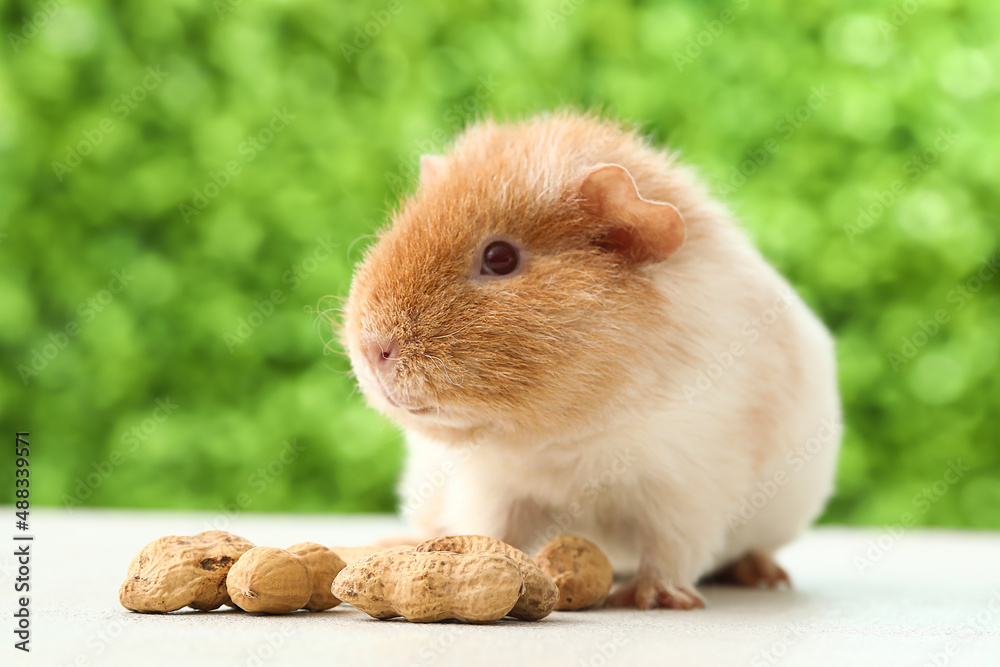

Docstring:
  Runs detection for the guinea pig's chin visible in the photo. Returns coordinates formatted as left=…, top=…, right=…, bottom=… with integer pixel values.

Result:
left=355, top=373, right=440, bottom=419
left=396, top=406, right=480, bottom=432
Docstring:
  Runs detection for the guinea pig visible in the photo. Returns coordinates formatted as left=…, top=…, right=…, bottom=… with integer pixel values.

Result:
left=342, top=111, right=841, bottom=609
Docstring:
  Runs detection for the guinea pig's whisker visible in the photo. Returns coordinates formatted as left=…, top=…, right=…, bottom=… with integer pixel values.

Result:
left=429, top=315, right=491, bottom=340
left=423, top=354, right=463, bottom=387
left=313, top=295, right=348, bottom=314
left=315, top=323, right=350, bottom=358
left=324, top=342, right=351, bottom=359
left=308, top=301, right=353, bottom=360
left=311, top=310, right=342, bottom=332
left=323, top=362, right=348, bottom=377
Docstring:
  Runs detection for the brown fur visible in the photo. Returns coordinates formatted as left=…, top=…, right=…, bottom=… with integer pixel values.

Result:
left=343, top=112, right=708, bottom=443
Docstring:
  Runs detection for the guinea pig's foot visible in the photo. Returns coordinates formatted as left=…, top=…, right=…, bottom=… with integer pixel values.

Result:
left=705, top=550, right=791, bottom=589
left=605, top=576, right=705, bottom=610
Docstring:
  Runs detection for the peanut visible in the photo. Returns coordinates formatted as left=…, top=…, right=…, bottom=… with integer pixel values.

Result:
left=332, top=548, right=524, bottom=623
left=119, top=530, right=255, bottom=613
left=533, top=534, right=613, bottom=610
left=416, top=535, right=558, bottom=620
left=226, top=546, right=311, bottom=614
left=287, top=542, right=346, bottom=611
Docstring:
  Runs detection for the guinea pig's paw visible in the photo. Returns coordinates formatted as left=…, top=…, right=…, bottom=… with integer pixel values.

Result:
left=704, top=550, right=791, bottom=590
left=605, top=576, right=705, bottom=610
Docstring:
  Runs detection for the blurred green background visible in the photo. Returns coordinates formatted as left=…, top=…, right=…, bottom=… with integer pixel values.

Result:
left=1, top=0, right=997, bottom=527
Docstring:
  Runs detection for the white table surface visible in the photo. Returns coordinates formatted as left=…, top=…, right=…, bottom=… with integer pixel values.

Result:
left=2, top=508, right=999, bottom=666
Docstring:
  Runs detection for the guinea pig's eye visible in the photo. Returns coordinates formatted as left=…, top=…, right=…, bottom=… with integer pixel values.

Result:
left=480, top=241, right=519, bottom=276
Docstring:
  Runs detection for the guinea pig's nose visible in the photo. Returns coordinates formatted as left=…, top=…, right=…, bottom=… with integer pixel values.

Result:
left=364, top=339, right=399, bottom=372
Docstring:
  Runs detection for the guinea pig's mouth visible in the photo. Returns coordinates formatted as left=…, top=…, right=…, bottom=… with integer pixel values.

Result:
left=391, top=396, right=436, bottom=415
left=377, top=380, right=436, bottom=415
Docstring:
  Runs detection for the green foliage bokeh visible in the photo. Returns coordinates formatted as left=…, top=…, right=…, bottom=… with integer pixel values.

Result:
left=1, top=0, right=997, bottom=527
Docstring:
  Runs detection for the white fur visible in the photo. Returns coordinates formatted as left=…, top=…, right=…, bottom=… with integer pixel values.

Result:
left=394, top=197, right=841, bottom=589
left=348, top=116, right=843, bottom=602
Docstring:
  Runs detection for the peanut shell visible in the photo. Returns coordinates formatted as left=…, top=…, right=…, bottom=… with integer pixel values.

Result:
left=533, top=534, right=613, bottom=610
left=416, top=535, right=558, bottom=620
left=226, top=546, right=311, bottom=614
left=333, top=548, right=524, bottom=623
left=119, top=530, right=255, bottom=613
left=287, top=542, right=346, bottom=611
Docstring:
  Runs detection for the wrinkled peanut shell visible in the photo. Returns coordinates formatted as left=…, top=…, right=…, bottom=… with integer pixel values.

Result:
left=534, top=534, right=613, bottom=610
left=119, top=530, right=255, bottom=613
left=333, top=548, right=524, bottom=623
left=416, top=535, right=558, bottom=620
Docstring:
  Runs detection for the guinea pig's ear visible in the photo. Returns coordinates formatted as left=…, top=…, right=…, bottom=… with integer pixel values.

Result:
left=419, top=154, right=446, bottom=186
left=578, top=163, right=685, bottom=265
